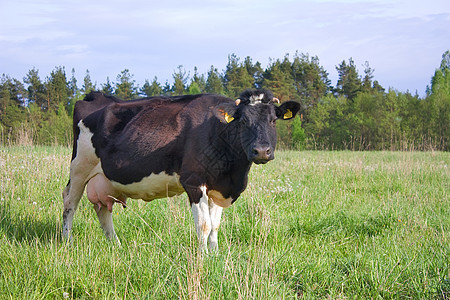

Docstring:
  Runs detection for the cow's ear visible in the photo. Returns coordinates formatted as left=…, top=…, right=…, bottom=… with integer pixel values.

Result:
left=276, top=101, right=301, bottom=120
left=213, top=103, right=238, bottom=124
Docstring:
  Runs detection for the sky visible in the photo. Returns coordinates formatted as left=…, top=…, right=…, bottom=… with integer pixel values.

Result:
left=1, top=0, right=449, bottom=96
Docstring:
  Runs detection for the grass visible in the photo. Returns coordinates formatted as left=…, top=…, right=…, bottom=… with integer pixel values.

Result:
left=0, top=146, right=448, bottom=299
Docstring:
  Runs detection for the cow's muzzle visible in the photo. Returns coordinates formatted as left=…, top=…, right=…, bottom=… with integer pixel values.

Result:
left=251, top=146, right=274, bottom=164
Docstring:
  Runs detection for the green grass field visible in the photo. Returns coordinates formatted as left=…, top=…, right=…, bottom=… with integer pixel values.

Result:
left=0, top=146, right=448, bottom=299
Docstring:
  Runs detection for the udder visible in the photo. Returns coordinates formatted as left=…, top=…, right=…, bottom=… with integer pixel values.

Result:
left=86, top=174, right=127, bottom=212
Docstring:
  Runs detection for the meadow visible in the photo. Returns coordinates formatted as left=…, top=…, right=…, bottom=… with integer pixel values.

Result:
left=0, top=146, right=448, bottom=299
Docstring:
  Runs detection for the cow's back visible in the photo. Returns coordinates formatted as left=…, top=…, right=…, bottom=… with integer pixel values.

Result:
left=84, top=94, right=232, bottom=185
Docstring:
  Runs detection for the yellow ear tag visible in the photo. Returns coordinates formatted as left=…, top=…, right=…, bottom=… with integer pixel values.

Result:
left=283, top=109, right=293, bottom=119
left=224, top=112, right=234, bottom=123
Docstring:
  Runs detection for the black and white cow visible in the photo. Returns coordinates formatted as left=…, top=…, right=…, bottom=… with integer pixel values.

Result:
left=62, top=89, right=300, bottom=251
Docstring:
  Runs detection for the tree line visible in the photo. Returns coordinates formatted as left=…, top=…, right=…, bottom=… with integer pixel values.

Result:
left=0, top=51, right=448, bottom=150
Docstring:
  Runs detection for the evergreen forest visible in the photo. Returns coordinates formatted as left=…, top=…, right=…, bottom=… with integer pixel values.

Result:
left=1, top=51, right=449, bottom=150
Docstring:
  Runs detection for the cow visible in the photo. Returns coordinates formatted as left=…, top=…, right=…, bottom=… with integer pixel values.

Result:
left=62, top=89, right=301, bottom=252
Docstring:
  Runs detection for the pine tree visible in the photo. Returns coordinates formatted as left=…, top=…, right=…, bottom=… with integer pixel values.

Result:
left=190, top=66, right=206, bottom=93
left=45, top=66, right=70, bottom=111
left=162, top=80, right=172, bottom=96
left=69, top=68, right=78, bottom=98
left=115, top=69, right=137, bottom=100
left=0, top=75, right=26, bottom=108
left=65, top=68, right=80, bottom=116
left=82, top=69, right=96, bottom=94
left=262, top=58, right=296, bottom=101
left=0, top=75, right=15, bottom=111
left=291, top=52, right=330, bottom=109
left=141, top=77, right=162, bottom=97
left=335, top=58, right=362, bottom=101
left=205, top=65, right=224, bottom=94
left=101, top=77, right=114, bottom=95
left=440, top=50, right=450, bottom=72
left=23, top=68, right=46, bottom=108
left=361, top=61, right=374, bottom=92
left=172, top=65, right=188, bottom=95
left=0, top=77, right=26, bottom=130
left=224, top=54, right=253, bottom=97
left=243, top=56, right=263, bottom=88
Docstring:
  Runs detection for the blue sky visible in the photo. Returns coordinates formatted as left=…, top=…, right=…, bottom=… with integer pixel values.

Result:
left=1, top=0, right=449, bottom=96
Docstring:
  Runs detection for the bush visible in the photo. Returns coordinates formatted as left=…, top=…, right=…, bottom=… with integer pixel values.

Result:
left=292, top=116, right=306, bottom=150
left=37, top=102, right=72, bottom=146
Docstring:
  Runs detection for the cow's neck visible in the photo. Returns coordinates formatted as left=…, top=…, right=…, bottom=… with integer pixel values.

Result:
left=208, top=122, right=251, bottom=172
left=201, top=123, right=252, bottom=198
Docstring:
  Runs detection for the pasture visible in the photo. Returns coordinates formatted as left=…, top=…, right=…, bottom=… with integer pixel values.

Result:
left=0, top=146, right=448, bottom=299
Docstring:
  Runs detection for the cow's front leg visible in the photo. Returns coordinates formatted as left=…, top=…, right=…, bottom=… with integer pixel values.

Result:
left=191, top=185, right=212, bottom=252
left=208, top=199, right=223, bottom=252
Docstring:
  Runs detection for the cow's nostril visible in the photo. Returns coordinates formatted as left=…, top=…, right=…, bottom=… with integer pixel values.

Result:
left=252, top=147, right=273, bottom=162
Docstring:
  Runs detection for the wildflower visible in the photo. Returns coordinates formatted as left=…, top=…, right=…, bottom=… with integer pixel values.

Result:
left=32, top=201, right=37, bottom=205
left=63, top=292, right=69, bottom=298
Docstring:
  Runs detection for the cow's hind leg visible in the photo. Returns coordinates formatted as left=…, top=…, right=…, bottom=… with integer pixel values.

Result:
left=62, top=136, right=99, bottom=241
left=62, top=175, right=87, bottom=241
left=94, top=204, right=121, bottom=245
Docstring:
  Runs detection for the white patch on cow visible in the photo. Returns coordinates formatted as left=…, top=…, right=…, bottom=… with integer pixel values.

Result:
left=208, top=190, right=233, bottom=208
left=111, top=171, right=185, bottom=201
left=249, top=93, right=265, bottom=105
left=76, top=121, right=99, bottom=166
left=191, top=186, right=226, bottom=252
left=208, top=199, right=223, bottom=251
left=63, top=120, right=100, bottom=241
left=191, top=185, right=211, bottom=252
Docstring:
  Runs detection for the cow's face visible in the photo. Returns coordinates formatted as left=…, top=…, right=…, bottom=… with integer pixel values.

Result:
left=214, top=90, right=301, bottom=164
left=238, top=103, right=278, bottom=164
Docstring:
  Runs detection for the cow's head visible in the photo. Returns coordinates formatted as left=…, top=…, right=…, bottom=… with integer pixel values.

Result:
left=214, top=89, right=301, bottom=164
